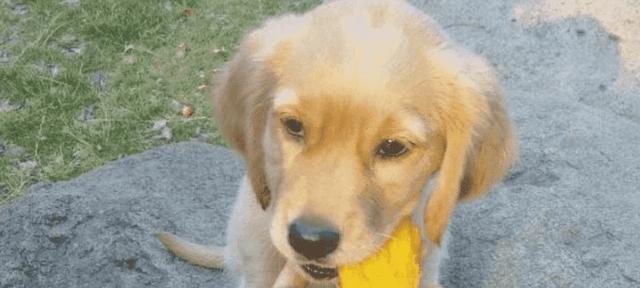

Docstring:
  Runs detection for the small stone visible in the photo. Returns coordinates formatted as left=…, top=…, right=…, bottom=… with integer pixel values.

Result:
left=197, top=84, right=207, bottom=91
left=0, top=99, right=16, bottom=112
left=18, top=160, right=37, bottom=170
left=176, top=43, right=189, bottom=59
left=82, top=105, right=95, bottom=122
left=11, top=4, right=28, bottom=16
left=161, top=127, right=173, bottom=141
left=5, top=145, right=25, bottom=157
left=63, top=0, right=80, bottom=6
left=36, top=62, right=61, bottom=76
left=65, top=45, right=85, bottom=55
left=93, top=72, right=107, bottom=91
left=576, top=29, right=586, bottom=36
left=151, top=119, right=167, bottom=131
left=0, top=50, right=10, bottom=64
left=0, top=143, right=5, bottom=156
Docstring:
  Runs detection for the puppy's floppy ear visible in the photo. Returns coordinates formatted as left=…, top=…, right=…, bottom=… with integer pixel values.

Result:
left=211, top=15, right=303, bottom=210
left=211, top=38, right=274, bottom=210
left=423, top=47, right=518, bottom=244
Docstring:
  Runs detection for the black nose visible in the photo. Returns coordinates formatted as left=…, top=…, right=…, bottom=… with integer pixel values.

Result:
left=288, top=218, right=340, bottom=260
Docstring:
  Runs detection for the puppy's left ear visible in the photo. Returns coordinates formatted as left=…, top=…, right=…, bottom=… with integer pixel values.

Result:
left=211, top=37, right=275, bottom=210
left=422, top=47, right=518, bottom=244
left=211, top=15, right=305, bottom=210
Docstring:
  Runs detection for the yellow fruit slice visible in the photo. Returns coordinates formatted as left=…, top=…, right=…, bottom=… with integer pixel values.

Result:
left=339, top=217, right=422, bottom=288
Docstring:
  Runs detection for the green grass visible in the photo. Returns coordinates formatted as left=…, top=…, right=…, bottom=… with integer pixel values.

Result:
left=0, top=0, right=322, bottom=203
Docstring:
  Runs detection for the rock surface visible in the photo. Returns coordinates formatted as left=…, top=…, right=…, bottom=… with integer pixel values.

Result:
left=2, top=0, right=640, bottom=287
left=0, top=142, right=241, bottom=288
left=408, top=0, right=640, bottom=287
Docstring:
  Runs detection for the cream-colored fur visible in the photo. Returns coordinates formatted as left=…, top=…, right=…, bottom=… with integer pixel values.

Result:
left=157, top=0, right=517, bottom=287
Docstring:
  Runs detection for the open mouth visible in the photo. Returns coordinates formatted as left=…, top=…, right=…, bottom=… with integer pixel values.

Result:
left=301, top=264, right=338, bottom=280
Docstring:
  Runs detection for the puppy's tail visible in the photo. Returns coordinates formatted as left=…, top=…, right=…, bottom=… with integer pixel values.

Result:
left=154, top=231, right=225, bottom=269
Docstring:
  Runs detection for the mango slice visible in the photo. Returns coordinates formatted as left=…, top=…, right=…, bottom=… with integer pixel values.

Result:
left=339, top=217, right=422, bottom=288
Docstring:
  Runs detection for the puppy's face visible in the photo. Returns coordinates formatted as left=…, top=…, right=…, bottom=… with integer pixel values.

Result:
left=264, top=72, right=445, bottom=279
left=213, top=1, right=516, bottom=283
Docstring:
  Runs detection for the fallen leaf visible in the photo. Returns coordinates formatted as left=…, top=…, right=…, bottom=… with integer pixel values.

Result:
left=124, top=55, right=137, bottom=64
left=197, top=84, right=207, bottom=91
left=208, top=47, right=226, bottom=54
left=181, top=104, right=194, bottom=118
left=176, top=43, right=189, bottom=59
left=182, top=7, right=193, bottom=16
left=151, top=119, right=168, bottom=131
left=18, top=160, right=37, bottom=170
left=124, top=44, right=135, bottom=53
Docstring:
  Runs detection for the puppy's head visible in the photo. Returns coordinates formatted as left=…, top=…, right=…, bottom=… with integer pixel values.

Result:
left=212, top=0, right=517, bottom=282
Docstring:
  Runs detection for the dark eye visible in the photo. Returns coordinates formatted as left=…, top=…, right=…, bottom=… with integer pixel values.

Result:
left=377, top=139, right=408, bottom=158
left=283, top=118, right=304, bottom=138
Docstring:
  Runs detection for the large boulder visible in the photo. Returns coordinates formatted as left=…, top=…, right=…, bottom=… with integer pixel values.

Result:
left=409, top=0, right=640, bottom=287
left=0, top=142, right=240, bottom=288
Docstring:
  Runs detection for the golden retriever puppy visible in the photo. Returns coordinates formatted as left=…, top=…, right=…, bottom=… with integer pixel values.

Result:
left=157, top=0, right=517, bottom=287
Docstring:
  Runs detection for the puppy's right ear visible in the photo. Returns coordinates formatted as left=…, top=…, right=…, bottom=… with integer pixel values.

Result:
left=211, top=15, right=304, bottom=210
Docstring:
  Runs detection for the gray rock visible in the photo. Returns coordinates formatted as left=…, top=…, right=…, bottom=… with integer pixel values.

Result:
left=93, top=72, right=107, bottom=91
left=0, top=142, right=241, bottom=288
left=36, top=62, right=61, bottom=77
left=81, top=105, right=95, bottom=122
left=0, top=50, right=10, bottom=64
left=4, top=144, right=25, bottom=158
left=151, top=119, right=168, bottom=131
left=0, top=99, right=16, bottom=113
left=161, top=126, right=173, bottom=141
left=408, top=0, right=640, bottom=287
left=64, top=45, right=85, bottom=56
left=63, top=0, right=80, bottom=6
left=17, top=160, right=37, bottom=170
left=11, top=4, right=28, bottom=16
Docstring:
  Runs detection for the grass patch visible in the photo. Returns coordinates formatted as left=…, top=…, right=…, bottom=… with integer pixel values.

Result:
left=0, top=0, right=322, bottom=203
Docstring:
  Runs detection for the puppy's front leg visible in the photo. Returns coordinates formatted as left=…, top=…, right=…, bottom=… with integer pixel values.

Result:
left=273, top=262, right=308, bottom=288
left=420, top=231, right=447, bottom=288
